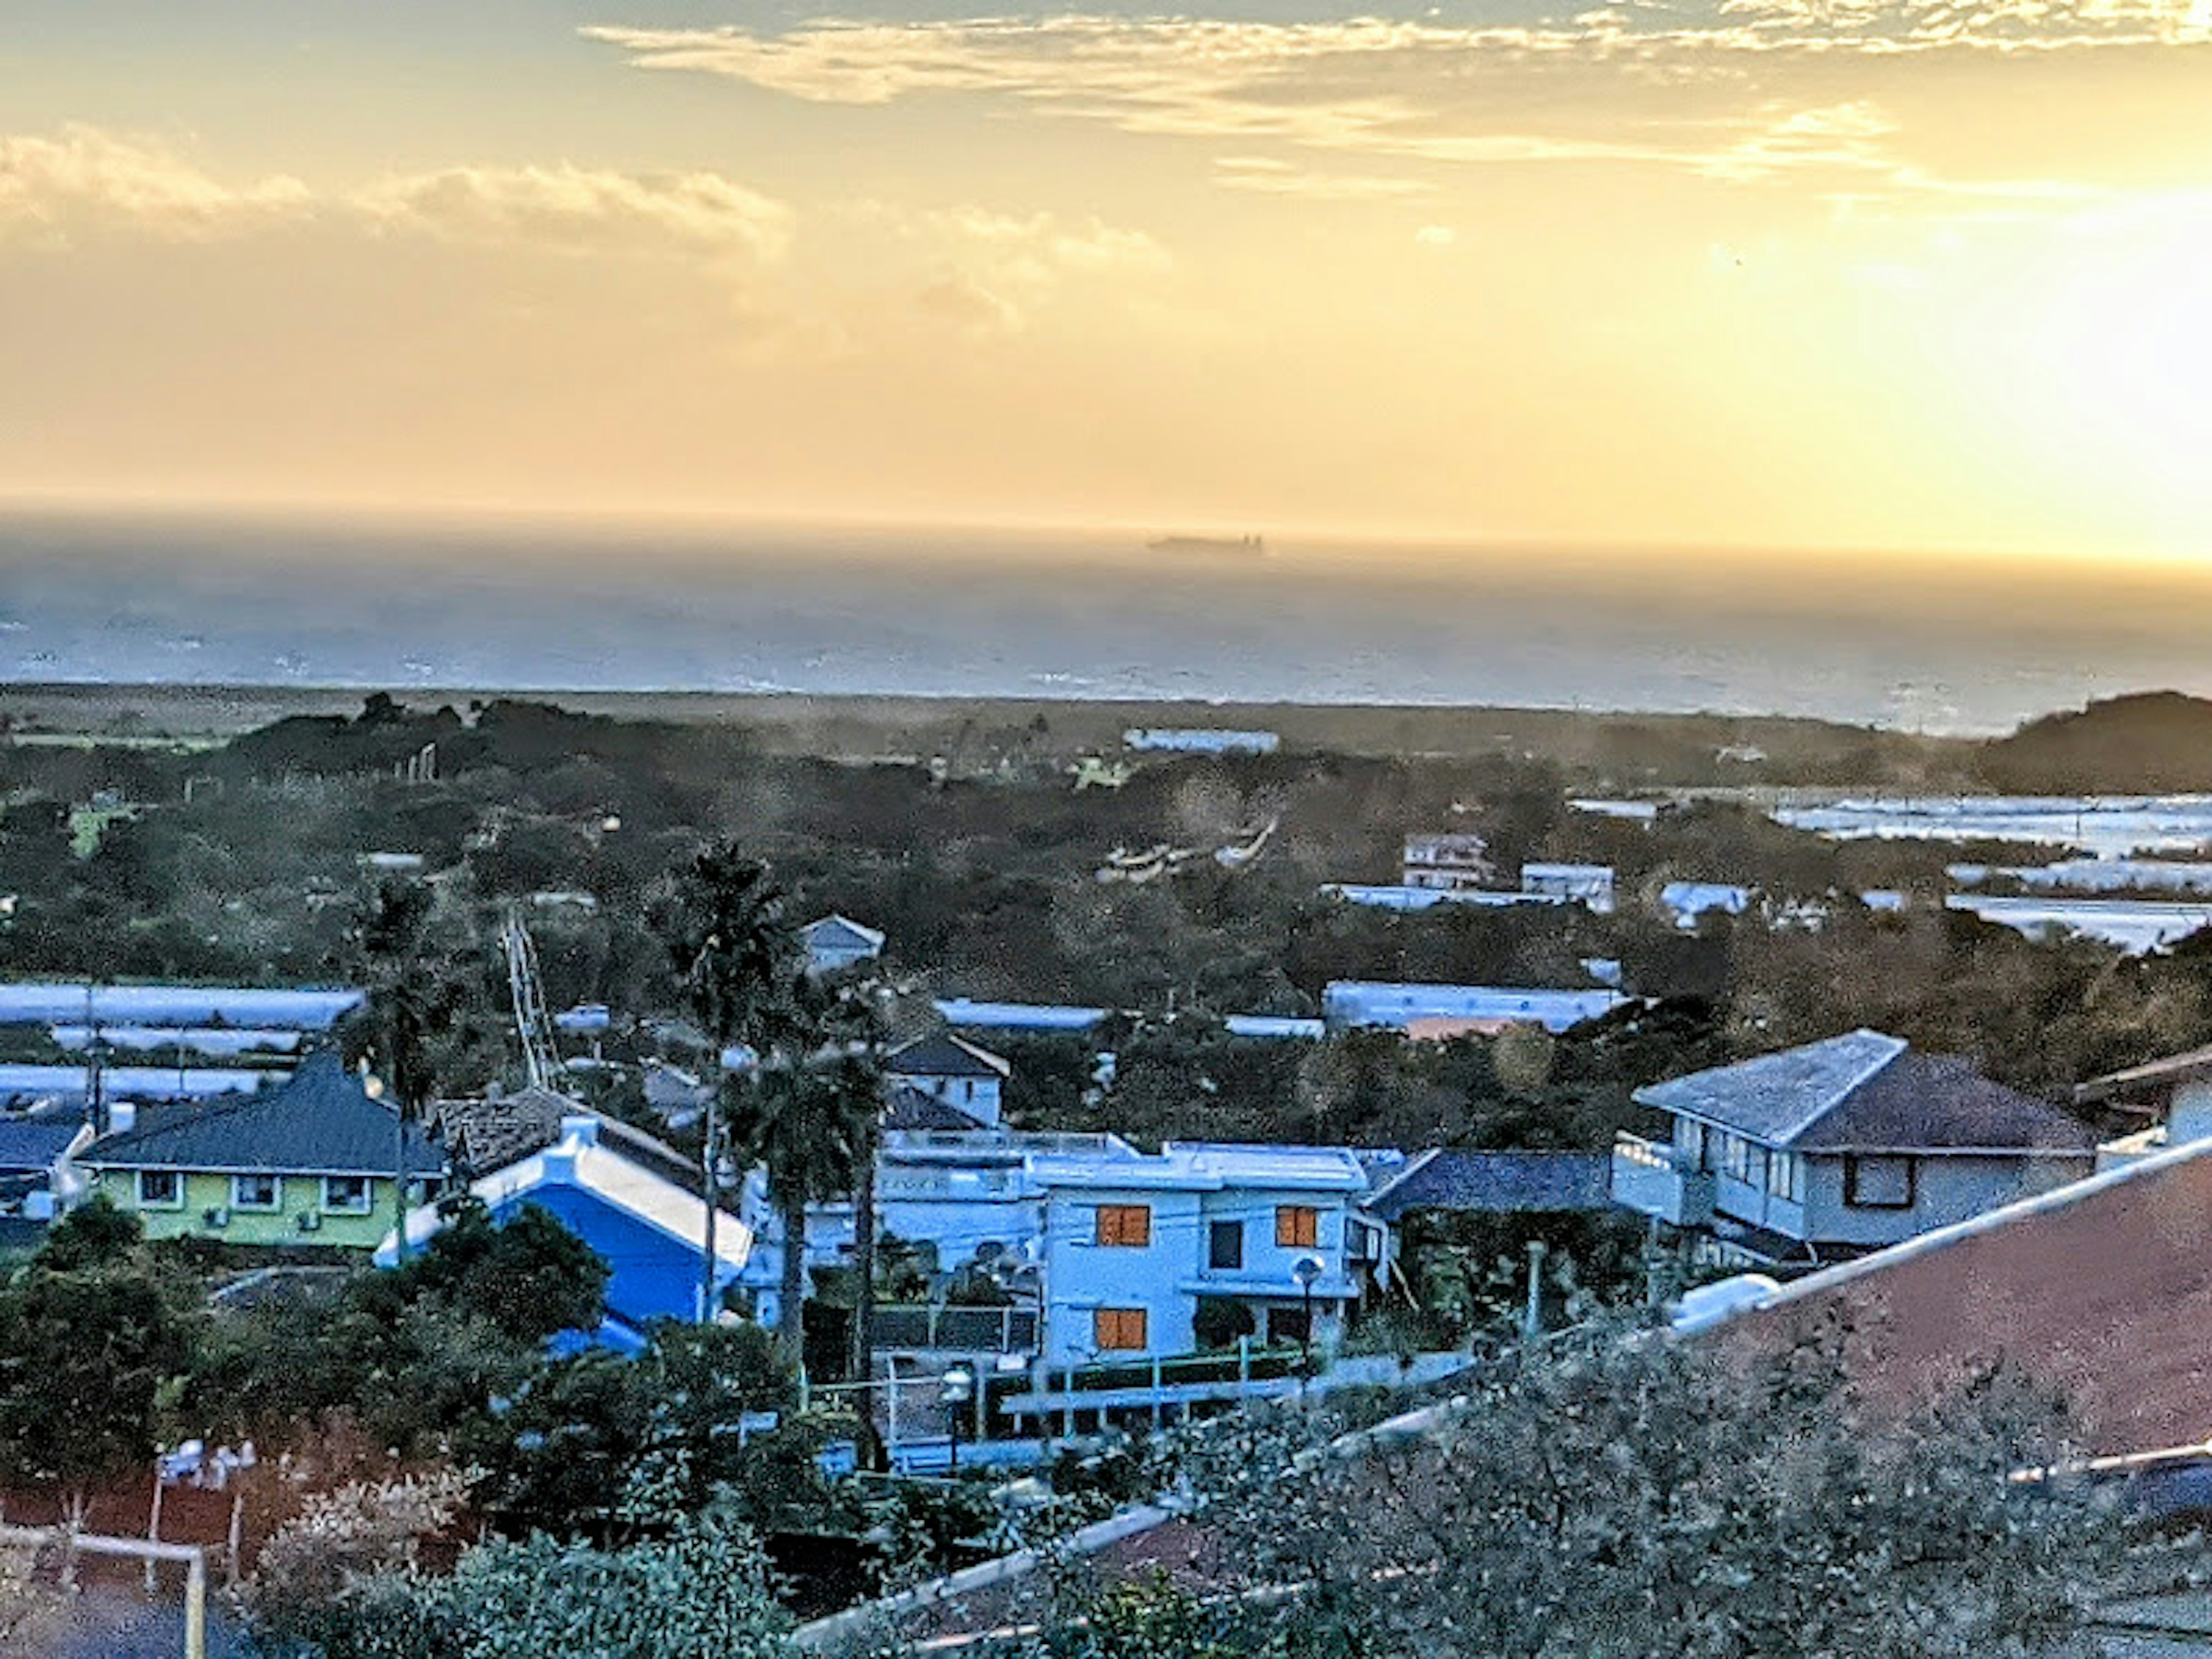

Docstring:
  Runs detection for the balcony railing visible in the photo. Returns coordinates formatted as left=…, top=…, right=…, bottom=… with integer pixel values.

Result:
left=1611, top=1132, right=1715, bottom=1226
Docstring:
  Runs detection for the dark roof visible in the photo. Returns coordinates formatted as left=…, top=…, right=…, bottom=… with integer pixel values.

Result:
left=0, top=1117, right=84, bottom=1174
left=889, top=1032, right=1010, bottom=1081
left=434, top=1087, right=705, bottom=1196
left=79, top=1051, right=444, bottom=1177
left=1364, top=1150, right=1611, bottom=1221
left=883, top=1084, right=987, bottom=1133
left=1637, top=1029, right=2093, bottom=1154
left=431, top=1086, right=571, bottom=1176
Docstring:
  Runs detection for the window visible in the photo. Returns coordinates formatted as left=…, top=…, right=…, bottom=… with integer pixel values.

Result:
left=1209, top=1219, right=1244, bottom=1270
left=232, top=1173, right=281, bottom=1211
left=1094, top=1203, right=1151, bottom=1247
left=1765, top=1152, right=1805, bottom=1204
left=1093, top=1307, right=1148, bottom=1351
left=1721, top=1134, right=1753, bottom=1183
left=1844, top=1155, right=1915, bottom=1210
left=323, top=1175, right=373, bottom=1215
left=1275, top=1206, right=1320, bottom=1249
left=136, top=1170, right=182, bottom=1209
left=1676, top=1119, right=1707, bottom=1169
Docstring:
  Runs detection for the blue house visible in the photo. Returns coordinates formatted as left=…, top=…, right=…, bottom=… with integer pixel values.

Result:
left=381, top=1115, right=753, bottom=1351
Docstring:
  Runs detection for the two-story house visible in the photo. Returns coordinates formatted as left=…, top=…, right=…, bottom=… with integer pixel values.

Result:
left=1030, top=1141, right=1376, bottom=1366
left=887, top=1032, right=1012, bottom=1129
left=75, top=1050, right=445, bottom=1250
left=1612, top=1029, right=2096, bottom=1266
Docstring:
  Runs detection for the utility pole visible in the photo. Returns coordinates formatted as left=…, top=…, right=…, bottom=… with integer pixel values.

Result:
left=699, top=1080, right=721, bottom=1324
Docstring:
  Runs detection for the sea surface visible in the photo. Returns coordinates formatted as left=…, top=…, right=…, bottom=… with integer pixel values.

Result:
left=7, top=505, right=2212, bottom=734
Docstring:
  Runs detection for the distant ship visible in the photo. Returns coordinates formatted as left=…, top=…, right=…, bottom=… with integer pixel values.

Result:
left=1147, top=533, right=1266, bottom=556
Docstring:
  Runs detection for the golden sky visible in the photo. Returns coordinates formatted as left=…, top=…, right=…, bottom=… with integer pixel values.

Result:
left=6, top=2, right=2211, bottom=556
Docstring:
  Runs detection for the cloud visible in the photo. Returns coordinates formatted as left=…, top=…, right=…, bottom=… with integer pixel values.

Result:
left=582, top=12, right=2207, bottom=201
left=1414, top=224, right=1458, bottom=247
left=0, top=124, right=310, bottom=245
left=353, top=162, right=793, bottom=264
left=916, top=272, right=1027, bottom=333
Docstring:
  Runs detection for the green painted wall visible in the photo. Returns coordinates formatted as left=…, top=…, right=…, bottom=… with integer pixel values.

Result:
left=89, top=1168, right=421, bottom=1251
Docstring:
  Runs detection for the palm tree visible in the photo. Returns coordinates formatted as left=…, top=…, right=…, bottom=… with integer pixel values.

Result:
left=347, top=880, right=472, bottom=1262
left=655, top=846, right=805, bottom=1328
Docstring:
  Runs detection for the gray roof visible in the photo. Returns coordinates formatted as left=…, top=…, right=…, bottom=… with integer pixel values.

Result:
left=883, top=1084, right=987, bottom=1133
left=1637, top=1030, right=2095, bottom=1154
left=0, top=1118, right=84, bottom=1175
left=1364, top=1150, right=1613, bottom=1221
left=889, top=1033, right=1010, bottom=1081
left=79, top=1051, right=444, bottom=1177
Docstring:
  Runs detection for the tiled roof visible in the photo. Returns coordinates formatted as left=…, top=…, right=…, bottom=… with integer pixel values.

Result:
left=430, top=1086, right=572, bottom=1176
left=79, top=1051, right=442, bottom=1177
left=1363, top=1150, right=1612, bottom=1221
left=1637, top=1030, right=2093, bottom=1153
left=1740, top=1138, right=2212, bottom=1456
left=890, top=1032, right=1011, bottom=1081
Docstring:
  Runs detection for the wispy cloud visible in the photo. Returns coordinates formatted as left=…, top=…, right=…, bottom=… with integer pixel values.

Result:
left=582, top=11, right=2206, bottom=200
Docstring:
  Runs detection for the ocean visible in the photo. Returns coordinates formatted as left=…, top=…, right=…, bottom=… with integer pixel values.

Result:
left=4, top=505, right=2210, bottom=736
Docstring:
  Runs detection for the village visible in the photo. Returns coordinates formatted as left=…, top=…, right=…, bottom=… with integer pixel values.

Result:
left=9, top=691, right=2212, bottom=1653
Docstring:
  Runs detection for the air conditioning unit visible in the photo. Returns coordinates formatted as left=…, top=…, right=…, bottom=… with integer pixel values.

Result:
left=296, top=1211, right=323, bottom=1233
left=203, top=1207, right=229, bottom=1229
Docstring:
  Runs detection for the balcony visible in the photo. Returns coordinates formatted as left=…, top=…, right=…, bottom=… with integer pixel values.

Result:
left=1612, top=1132, right=1715, bottom=1226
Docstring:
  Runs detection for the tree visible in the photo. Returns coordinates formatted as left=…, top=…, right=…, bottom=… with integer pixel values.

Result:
left=654, top=845, right=801, bottom=1327
left=723, top=1050, right=865, bottom=1362
left=0, top=1201, right=197, bottom=1529
left=1127, top=1313, right=2147, bottom=1659
left=346, top=878, right=483, bottom=1263
left=380, top=1198, right=611, bottom=1346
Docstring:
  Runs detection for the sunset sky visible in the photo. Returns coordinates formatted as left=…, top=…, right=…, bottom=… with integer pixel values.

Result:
left=6, top=2, right=2211, bottom=556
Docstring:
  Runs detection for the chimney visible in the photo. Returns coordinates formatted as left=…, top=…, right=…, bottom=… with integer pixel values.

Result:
left=560, top=1114, right=601, bottom=1147
left=107, top=1101, right=137, bottom=1135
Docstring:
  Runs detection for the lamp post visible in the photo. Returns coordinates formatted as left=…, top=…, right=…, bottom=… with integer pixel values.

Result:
left=1291, top=1254, right=1324, bottom=1392
left=941, top=1365, right=974, bottom=1475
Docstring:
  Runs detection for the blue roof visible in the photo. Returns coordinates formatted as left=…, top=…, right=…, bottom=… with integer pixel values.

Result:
left=0, top=1118, right=84, bottom=1174
left=79, top=1051, right=442, bottom=1176
left=937, top=998, right=1108, bottom=1032
left=0, top=1064, right=270, bottom=1107
left=1323, top=982, right=1626, bottom=1033
left=0, top=983, right=363, bottom=1029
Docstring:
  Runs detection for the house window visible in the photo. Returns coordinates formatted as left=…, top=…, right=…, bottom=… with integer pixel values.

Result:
left=1721, top=1134, right=1753, bottom=1183
left=1093, top=1306, right=1148, bottom=1351
left=1676, top=1119, right=1707, bottom=1169
left=1764, top=1152, right=1805, bottom=1205
left=1209, top=1219, right=1244, bottom=1270
left=136, top=1170, right=183, bottom=1209
left=1094, top=1203, right=1151, bottom=1247
left=1844, top=1156, right=1915, bottom=1210
left=232, top=1173, right=282, bottom=1211
left=1275, top=1206, right=1320, bottom=1249
left=323, top=1175, right=373, bottom=1215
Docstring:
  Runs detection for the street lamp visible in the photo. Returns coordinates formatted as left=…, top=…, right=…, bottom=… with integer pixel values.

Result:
left=1291, top=1254, right=1324, bottom=1385
left=941, top=1365, right=974, bottom=1475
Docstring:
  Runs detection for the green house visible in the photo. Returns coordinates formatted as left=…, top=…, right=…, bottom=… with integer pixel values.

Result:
left=77, top=1051, right=445, bottom=1251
